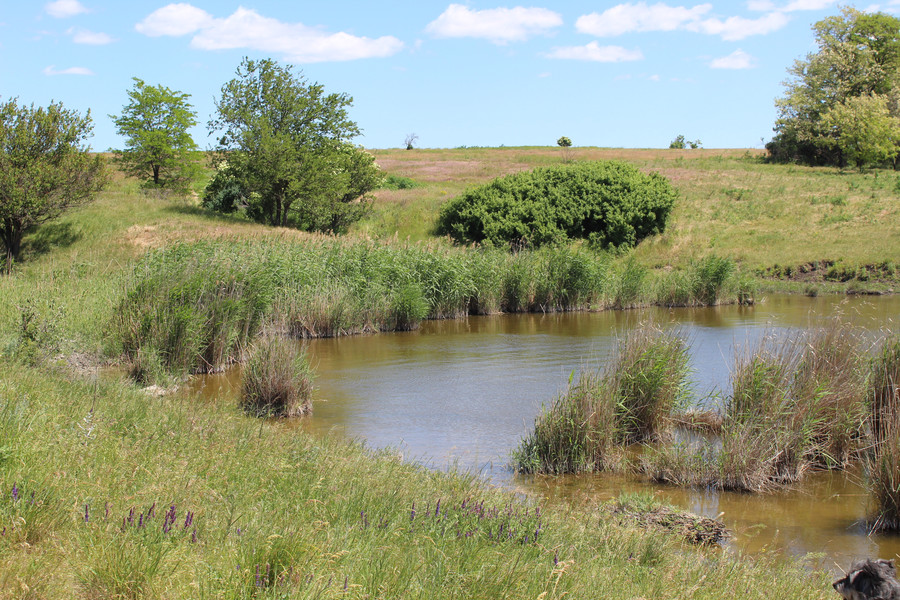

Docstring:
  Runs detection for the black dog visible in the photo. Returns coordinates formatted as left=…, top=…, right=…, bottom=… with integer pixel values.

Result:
left=834, top=559, right=900, bottom=600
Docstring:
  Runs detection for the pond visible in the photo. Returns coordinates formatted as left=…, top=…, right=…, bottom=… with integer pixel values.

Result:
left=189, top=293, right=900, bottom=571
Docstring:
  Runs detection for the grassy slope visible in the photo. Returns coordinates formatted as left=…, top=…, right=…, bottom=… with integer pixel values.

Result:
left=0, top=147, right=882, bottom=597
left=364, top=147, right=900, bottom=290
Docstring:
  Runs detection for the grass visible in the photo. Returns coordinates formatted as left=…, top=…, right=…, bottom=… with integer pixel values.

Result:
left=646, top=321, right=872, bottom=492
left=867, top=333, right=900, bottom=532
left=0, top=147, right=892, bottom=597
left=0, top=360, right=835, bottom=599
left=512, top=322, right=691, bottom=474
left=366, top=147, right=900, bottom=291
left=240, top=335, right=314, bottom=417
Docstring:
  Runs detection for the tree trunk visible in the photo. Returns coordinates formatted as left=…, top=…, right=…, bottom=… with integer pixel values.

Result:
left=152, top=164, right=160, bottom=185
left=0, top=221, right=22, bottom=275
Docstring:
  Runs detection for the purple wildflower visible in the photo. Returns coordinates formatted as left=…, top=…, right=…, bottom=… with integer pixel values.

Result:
left=410, top=502, right=416, bottom=522
left=104, top=502, right=109, bottom=519
left=139, top=514, right=144, bottom=528
left=553, top=550, right=559, bottom=566
left=184, top=511, right=193, bottom=529
left=435, top=498, right=441, bottom=517
left=191, top=528, right=198, bottom=543
left=11, top=482, right=18, bottom=502
left=84, top=504, right=89, bottom=522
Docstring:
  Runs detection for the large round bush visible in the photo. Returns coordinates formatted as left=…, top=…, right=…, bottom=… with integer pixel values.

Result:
left=436, top=161, right=677, bottom=249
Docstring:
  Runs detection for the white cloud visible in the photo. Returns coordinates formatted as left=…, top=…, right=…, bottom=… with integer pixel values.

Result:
left=68, top=27, right=113, bottom=45
left=690, top=12, right=788, bottom=40
left=576, top=2, right=713, bottom=36
left=136, top=4, right=403, bottom=63
left=426, top=4, right=563, bottom=44
left=649, top=74, right=660, bottom=80
left=710, top=48, right=756, bottom=68
left=135, top=3, right=214, bottom=37
left=576, top=2, right=788, bottom=40
left=45, top=0, right=88, bottom=18
left=747, top=0, right=834, bottom=9
left=43, top=65, right=94, bottom=75
left=546, top=42, right=643, bottom=62
left=781, top=0, right=834, bottom=10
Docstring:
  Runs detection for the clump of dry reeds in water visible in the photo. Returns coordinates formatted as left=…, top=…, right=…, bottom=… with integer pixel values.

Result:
left=240, top=335, right=313, bottom=417
left=647, top=321, right=869, bottom=493
left=512, top=322, right=690, bottom=474
left=867, top=333, right=900, bottom=532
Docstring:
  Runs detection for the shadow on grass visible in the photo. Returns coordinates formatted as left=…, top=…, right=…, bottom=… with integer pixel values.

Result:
left=21, top=221, right=82, bottom=261
left=164, top=204, right=252, bottom=225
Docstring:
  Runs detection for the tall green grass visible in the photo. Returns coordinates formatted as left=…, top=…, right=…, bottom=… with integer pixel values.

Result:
left=240, top=335, right=313, bottom=417
left=0, top=361, right=834, bottom=599
left=117, top=240, right=735, bottom=378
left=513, top=322, right=691, bottom=474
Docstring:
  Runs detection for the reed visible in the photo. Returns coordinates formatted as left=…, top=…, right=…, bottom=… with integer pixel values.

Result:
left=648, top=322, right=869, bottom=492
left=240, top=335, right=313, bottom=417
left=513, top=323, right=690, bottom=474
left=867, top=333, right=900, bottom=531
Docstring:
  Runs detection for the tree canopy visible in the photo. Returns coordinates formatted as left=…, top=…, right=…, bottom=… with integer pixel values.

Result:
left=110, top=78, right=199, bottom=191
left=206, top=57, right=380, bottom=232
left=0, top=98, right=106, bottom=272
left=768, top=7, right=900, bottom=167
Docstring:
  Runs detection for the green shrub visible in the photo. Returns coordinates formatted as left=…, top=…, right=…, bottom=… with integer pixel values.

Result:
left=436, top=161, right=677, bottom=250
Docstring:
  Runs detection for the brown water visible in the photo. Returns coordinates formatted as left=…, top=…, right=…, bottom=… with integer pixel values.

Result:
left=189, top=294, right=900, bottom=571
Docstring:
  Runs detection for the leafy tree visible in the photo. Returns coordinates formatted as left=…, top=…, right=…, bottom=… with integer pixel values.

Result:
left=0, top=98, right=106, bottom=273
left=208, top=57, right=380, bottom=231
left=768, top=7, right=900, bottom=166
left=110, top=78, right=199, bottom=191
left=669, top=135, right=702, bottom=149
left=556, top=136, right=572, bottom=148
left=821, top=94, right=900, bottom=168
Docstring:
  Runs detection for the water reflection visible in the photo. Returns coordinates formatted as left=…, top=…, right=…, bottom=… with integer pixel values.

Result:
left=188, top=294, right=900, bottom=570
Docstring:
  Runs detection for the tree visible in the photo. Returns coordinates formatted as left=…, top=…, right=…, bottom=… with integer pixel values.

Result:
left=208, top=58, right=380, bottom=231
left=110, top=78, right=199, bottom=191
left=821, top=94, right=900, bottom=168
left=0, top=98, right=106, bottom=273
left=404, top=133, right=418, bottom=150
left=768, top=7, right=900, bottom=166
left=669, top=135, right=702, bottom=149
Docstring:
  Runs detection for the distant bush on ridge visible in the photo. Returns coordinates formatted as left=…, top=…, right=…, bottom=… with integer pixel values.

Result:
left=436, top=160, right=677, bottom=250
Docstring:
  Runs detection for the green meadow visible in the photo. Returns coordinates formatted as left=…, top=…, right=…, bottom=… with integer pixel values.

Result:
left=2, top=146, right=893, bottom=598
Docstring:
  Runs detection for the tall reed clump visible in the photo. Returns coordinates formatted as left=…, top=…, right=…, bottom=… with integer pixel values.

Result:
left=654, top=254, right=738, bottom=307
left=647, top=322, right=869, bottom=492
left=240, top=335, right=313, bottom=417
left=115, top=241, right=274, bottom=376
left=867, top=333, right=900, bottom=531
left=513, top=323, right=690, bottom=474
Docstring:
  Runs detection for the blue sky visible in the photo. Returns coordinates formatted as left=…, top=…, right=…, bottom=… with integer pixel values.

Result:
left=2, top=1, right=897, bottom=150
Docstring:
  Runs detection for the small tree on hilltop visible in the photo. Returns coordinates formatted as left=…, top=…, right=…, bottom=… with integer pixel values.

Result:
left=557, top=136, right=573, bottom=162
left=0, top=98, right=106, bottom=273
left=404, top=133, right=418, bottom=150
left=208, top=57, right=380, bottom=232
left=110, top=78, right=200, bottom=192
